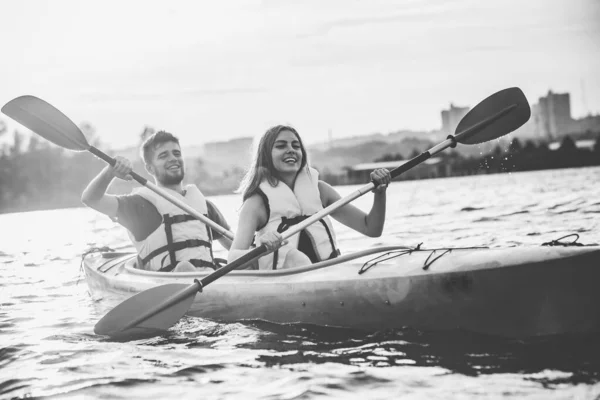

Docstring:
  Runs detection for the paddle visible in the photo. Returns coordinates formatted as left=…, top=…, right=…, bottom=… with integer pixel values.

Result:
left=0, top=95, right=234, bottom=241
left=92, top=87, right=530, bottom=339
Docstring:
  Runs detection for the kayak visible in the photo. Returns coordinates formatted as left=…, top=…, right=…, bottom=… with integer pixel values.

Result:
left=82, top=244, right=600, bottom=338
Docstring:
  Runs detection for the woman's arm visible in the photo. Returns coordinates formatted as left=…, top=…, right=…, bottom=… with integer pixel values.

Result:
left=227, top=195, right=268, bottom=267
left=319, top=169, right=390, bottom=237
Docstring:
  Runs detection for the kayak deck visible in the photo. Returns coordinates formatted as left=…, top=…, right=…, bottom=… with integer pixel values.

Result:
left=83, top=245, right=600, bottom=338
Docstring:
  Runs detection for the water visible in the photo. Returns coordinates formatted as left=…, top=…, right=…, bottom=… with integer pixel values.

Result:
left=2, top=167, right=600, bottom=399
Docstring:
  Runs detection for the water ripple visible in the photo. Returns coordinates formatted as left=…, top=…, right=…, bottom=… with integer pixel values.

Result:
left=1, top=168, right=600, bottom=399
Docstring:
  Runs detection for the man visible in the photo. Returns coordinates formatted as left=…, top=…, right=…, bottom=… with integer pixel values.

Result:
left=82, top=131, right=231, bottom=272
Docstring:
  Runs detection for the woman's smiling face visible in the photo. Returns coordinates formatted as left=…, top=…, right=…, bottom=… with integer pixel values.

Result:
left=271, top=129, right=303, bottom=175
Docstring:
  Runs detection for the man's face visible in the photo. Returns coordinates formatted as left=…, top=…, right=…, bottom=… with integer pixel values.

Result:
left=147, top=141, right=185, bottom=185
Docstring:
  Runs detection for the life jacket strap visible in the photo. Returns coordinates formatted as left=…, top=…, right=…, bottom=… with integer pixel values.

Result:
left=272, top=215, right=339, bottom=269
left=166, top=214, right=198, bottom=224
left=158, top=258, right=218, bottom=272
left=164, top=214, right=178, bottom=268
left=276, top=215, right=308, bottom=233
left=317, top=219, right=340, bottom=257
left=155, top=212, right=214, bottom=270
left=213, top=257, right=228, bottom=269
left=140, top=239, right=212, bottom=266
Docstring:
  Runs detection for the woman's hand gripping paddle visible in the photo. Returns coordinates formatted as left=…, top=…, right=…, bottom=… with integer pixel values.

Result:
left=86, top=87, right=530, bottom=339
left=1, top=95, right=234, bottom=242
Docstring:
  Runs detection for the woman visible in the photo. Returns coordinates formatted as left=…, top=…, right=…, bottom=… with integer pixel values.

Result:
left=228, top=125, right=391, bottom=270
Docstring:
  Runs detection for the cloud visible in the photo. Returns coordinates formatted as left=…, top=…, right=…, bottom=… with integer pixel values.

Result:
left=77, top=87, right=268, bottom=103
left=295, top=1, right=468, bottom=38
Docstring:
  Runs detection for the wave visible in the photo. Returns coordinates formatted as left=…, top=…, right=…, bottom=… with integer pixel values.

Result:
left=460, top=207, right=486, bottom=212
left=500, top=210, right=530, bottom=217
left=473, top=217, right=501, bottom=222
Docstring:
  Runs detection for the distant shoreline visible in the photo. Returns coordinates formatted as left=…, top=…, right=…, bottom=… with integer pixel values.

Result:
left=3, top=164, right=599, bottom=216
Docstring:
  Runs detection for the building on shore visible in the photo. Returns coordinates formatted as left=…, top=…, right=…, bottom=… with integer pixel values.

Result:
left=345, top=158, right=451, bottom=184
left=533, top=90, right=573, bottom=140
left=547, top=139, right=596, bottom=151
left=501, top=89, right=600, bottom=142
left=569, top=113, right=600, bottom=134
left=441, top=104, right=470, bottom=136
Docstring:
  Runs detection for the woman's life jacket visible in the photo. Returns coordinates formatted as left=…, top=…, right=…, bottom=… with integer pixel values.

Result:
left=256, top=167, right=340, bottom=269
left=128, top=185, right=215, bottom=271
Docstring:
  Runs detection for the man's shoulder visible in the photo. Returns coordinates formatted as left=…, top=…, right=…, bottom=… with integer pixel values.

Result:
left=115, top=193, right=161, bottom=241
left=205, top=198, right=218, bottom=210
left=116, top=193, right=158, bottom=216
left=117, top=192, right=145, bottom=205
left=205, top=199, right=223, bottom=219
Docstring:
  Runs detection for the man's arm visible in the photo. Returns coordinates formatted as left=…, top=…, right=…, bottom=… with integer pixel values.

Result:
left=81, top=166, right=120, bottom=218
left=217, top=235, right=233, bottom=251
left=81, top=156, right=133, bottom=219
left=206, top=200, right=232, bottom=250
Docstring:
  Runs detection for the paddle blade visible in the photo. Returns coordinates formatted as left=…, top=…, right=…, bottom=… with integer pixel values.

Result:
left=455, top=87, right=531, bottom=144
left=1, top=95, right=89, bottom=151
left=94, top=283, right=196, bottom=339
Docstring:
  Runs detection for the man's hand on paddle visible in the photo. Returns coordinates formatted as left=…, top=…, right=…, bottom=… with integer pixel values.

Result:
left=109, top=156, right=133, bottom=181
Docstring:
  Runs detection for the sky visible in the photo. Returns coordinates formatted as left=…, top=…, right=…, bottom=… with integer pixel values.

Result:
left=0, top=0, right=599, bottom=149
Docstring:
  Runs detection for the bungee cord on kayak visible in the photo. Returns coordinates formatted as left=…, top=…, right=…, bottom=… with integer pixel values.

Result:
left=78, top=246, right=116, bottom=285
left=359, top=246, right=422, bottom=274
left=358, top=245, right=489, bottom=274
left=541, top=233, right=586, bottom=247
left=359, top=233, right=595, bottom=275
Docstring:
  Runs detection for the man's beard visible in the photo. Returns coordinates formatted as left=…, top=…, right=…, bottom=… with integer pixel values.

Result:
left=157, top=170, right=184, bottom=186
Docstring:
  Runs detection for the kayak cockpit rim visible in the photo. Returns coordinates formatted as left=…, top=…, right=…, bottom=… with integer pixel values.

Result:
left=89, top=245, right=419, bottom=277
left=85, top=244, right=600, bottom=278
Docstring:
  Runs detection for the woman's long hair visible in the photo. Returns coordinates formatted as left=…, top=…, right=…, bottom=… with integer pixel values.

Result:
left=237, top=125, right=309, bottom=201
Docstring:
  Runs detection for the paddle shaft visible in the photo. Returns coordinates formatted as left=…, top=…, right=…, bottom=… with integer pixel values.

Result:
left=198, top=102, right=520, bottom=282
left=87, top=146, right=234, bottom=241
left=95, top=87, right=531, bottom=337
left=114, top=101, right=522, bottom=334
left=122, top=101, right=522, bottom=329
left=119, top=128, right=451, bottom=332
left=119, top=144, right=433, bottom=330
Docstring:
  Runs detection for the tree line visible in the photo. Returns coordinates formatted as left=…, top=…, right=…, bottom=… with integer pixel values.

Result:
left=0, top=126, right=242, bottom=214
left=0, top=132, right=105, bottom=213
left=1, top=125, right=599, bottom=214
left=369, top=135, right=600, bottom=177
left=454, top=136, right=600, bottom=175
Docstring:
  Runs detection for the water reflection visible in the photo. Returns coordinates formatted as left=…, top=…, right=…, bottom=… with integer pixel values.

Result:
left=229, top=323, right=598, bottom=385
left=2, top=167, right=600, bottom=399
left=110, top=317, right=600, bottom=388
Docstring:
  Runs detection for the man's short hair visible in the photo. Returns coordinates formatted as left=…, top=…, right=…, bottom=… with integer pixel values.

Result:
left=141, top=130, right=180, bottom=164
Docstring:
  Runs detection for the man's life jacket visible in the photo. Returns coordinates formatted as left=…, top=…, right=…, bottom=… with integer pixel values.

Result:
left=256, top=167, right=339, bottom=269
left=129, top=185, right=215, bottom=272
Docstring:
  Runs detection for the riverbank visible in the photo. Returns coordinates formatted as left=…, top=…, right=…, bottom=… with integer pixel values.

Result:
left=1, top=134, right=599, bottom=214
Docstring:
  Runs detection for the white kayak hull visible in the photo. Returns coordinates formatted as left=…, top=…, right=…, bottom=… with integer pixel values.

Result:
left=83, top=245, right=600, bottom=338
